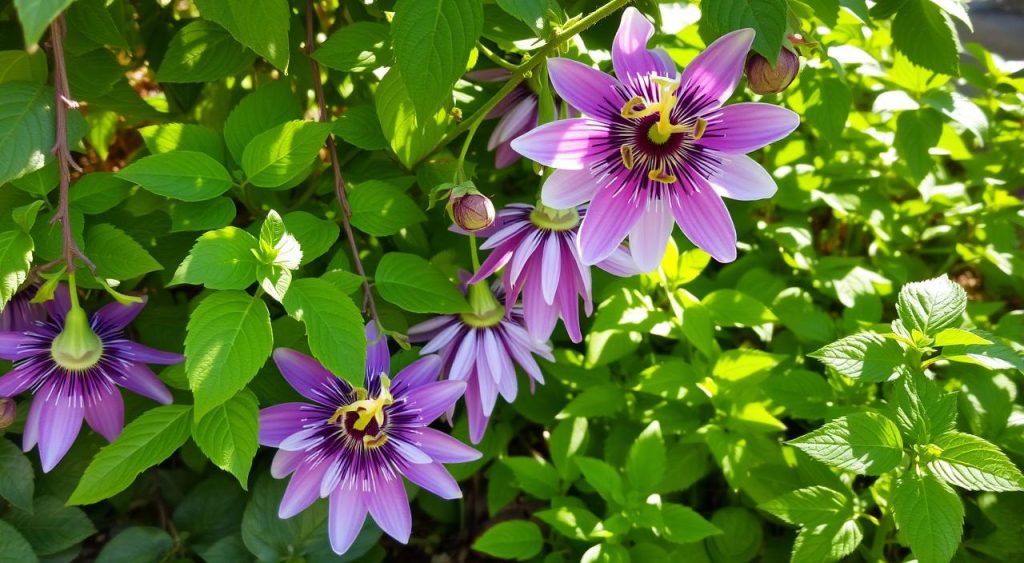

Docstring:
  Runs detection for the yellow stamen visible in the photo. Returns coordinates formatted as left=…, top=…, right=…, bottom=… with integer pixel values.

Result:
left=693, top=117, right=707, bottom=140
left=620, top=146, right=635, bottom=170
left=327, top=375, right=394, bottom=431
left=648, top=168, right=677, bottom=184
left=620, top=96, right=655, bottom=119
left=651, top=77, right=680, bottom=137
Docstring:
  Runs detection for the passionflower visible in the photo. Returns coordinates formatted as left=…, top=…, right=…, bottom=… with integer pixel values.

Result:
left=0, top=284, right=46, bottom=332
left=0, top=284, right=181, bottom=471
left=259, top=324, right=480, bottom=555
left=511, top=8, right=800, bottom=270
left=408, top=281, right=553, bottom=443
left=467, top=203, right=638, bottom=343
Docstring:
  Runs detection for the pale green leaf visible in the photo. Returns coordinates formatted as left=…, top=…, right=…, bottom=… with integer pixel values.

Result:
left=313, top=22, right=390, bottom=72
left=196, top=0, right=290, bottom=71
left=117, top=151, right=233, bottom=202
left=809, top=331, right=909, bottom=382
left=241, top=120, right=333, bottom=188
left=157, top=20, right=256, bottom=83
left=374, top=252, right=467, bottom=314
left=282, top=278, right=366, bottom=387
left=928, top=431, right=1024, bottom=492
left=473, top=520, right=543, bottom=561
left=627, top=421, right=666, bottom=496
left=223, top=81, right=301, bottom=164
left=349, top=180, right=427, bottom=236
left=172, top=227, right=259, bottom=290
left=891, top=472, right=963, bottom=563
left=85, top=224, right=163, bottom=280
left=788, top=412, right=904, bottom=475
left=193, top=389, right=260, bottom=489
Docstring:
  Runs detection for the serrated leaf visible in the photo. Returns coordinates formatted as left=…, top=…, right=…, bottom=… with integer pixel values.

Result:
left=928, top=432, right=1024, bottom=492
left=333, top=105, right=387, bottom=151
left=282, top=211, right=339, bottom=265
left=809, top=331, right=909, bottom=382
left=169, top=198, right=237, bottom=233
left=496, top=0, right=560, bottom=33
left=281, top=278, right=366, bottom=386
left=759, top=486, right=850, bottom=526
left=196, top=0, right=290, bottom=71
left=375, top=252, right=467, bottom=314
left=627, top=421, right=666, bottom=496
left=942, top=331, right=1024, bottom=373
left=68, top=405, right=193, bottom=505
left=0, top=520, right=37, bottom=563
left=891, top=472, right=963, bottom=563
left=574, top=456, right=624, bottom=505
left=0, top=230, right=34, bottom=311
left=69, top=172, right=133, bottom=214
left=661, top=503, right=722, bottom=544
left=392, top=0, right=483, bottom=119
left=186, top=292, right=273, bottom=420
left=788, top=412, right=904, bottom=475
left=66, top=0, right=130, bottom=51
left=85, top=224, right=163, bottom=280
left=223, top=81, right=301, bottom=164
left=349, top=180, right=427, bottom=236
left=889, top=372, right=957, bottom=443
left=891, top=0, right=960, bottom=76
left=138, top=123, right=226, bottom=163
left=791, top=518, right=863, bottom=563
left=13, top=0, right=74, bottom=46
left=473, top=520, right=543, bottom=561
left=117, top=151, right=233, bottom=202
left=0, top=438, right=34, bottom=512
left=0, top=50, right=47, bottom=84
left=375, top=69, right=450, bottom=168
left=172, top=227, right=259, bottom=290
left=934, top=327, right=990, bottom=346
left=535, top=505, right=600, bottom=541
left=313, top=22, right=390, bottom=72
left=193, top=389, right=259, bottom=489
left=699, top=0, right=788, bottom=60
left=157, top=20, right=256, bottom=83
left=501, top=457, right=560, bottom=500
left=6, top=496, right=96, bottom=555
left=894, top=109, right=943, bottom=185
left=0, top=82, right=59, bottom=185
left=241, top=120, right=333, bottom=188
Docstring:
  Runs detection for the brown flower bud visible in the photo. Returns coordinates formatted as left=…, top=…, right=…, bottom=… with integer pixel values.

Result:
left=451, top=192, right=495, bottom=232
left=0, top=398, right=15, bottom=429
left=745, top=48, right=800, bottom=95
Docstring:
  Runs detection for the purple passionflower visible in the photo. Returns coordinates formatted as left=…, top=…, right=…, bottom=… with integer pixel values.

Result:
left=0, top=285, right=181, bottom=471
left=511, top=8, right=800, bottom=270
left=467, top=203, right=638, bottom=343
left=408, top=282, right=553, bottom=444
left=0, top=285, right=46, bottom=332
left=259, top=324, right=480, bottom=555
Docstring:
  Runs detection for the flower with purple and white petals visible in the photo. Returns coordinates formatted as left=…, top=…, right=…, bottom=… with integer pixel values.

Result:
left=467, top=203, right=638, bottom=343
left=408, top=283, right=554, bottom=444
left=0, top=285, right=46, bottom=332
left=258, top=324, right=480, bottom=555
left=0, top=285, right=182, bottom=472
left=511, top=8, right=800, bottom=270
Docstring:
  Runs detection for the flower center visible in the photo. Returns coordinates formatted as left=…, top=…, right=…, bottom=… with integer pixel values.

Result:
left=529, top=204, right=580, bottom=232
left=50, top=307, right=103, bottom=371
left=461, top=283, right=504, bottom=328
left=619, top=77, right=708, bottom=185
left=328, top=375, right=393, bottom=448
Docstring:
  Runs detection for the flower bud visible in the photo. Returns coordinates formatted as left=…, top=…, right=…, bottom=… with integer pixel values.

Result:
left=745, top=48, right=800, bottom=95
left=451, top=192, right=496, bottom=232
left=0, top=398, right=15, bottom=429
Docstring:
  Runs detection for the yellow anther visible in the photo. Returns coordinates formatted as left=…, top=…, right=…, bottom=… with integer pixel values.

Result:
left=620, top=96, right=654, bottom=119
left=363, top=434, right=389, bottom=448
left=648, top=168, right=677, bottom=184
left=693, top=117, right=707, bottom=140
left=620, top=146, right=635, bottom=170
left=327, top=374, right=394, bottom=430
left=652, top=77, right=680, bottom=137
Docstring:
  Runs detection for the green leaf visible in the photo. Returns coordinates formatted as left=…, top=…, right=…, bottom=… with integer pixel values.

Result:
left=791, top=518, right=863, bottom=563
left=138, top=123, right=226, bottom=163
left=313, top=22, right=390, bottom=73
left=627, top=421, right=666, bottom=496
left=0, top=520, right=37, bottom=563
left=193, top=389, right=260, bottom=489
left=375, top=69, right=450, bottom=168
left=5, top=496, right=96, bottom=555
left=548, top=417, right=589, bottom=479
left=934, top=327, right=990, bottom=346
left=496, top=0, right=560, bottom=33
left=69, top=173, right=133, bottom=214
left=66, top=0, right=130, bottom=51
left=0, top=438, right=34, bottom=512
left=660, top=503, right=722, bottom=544
left=559, top=384, right=624, bottom=419
left=95, top=527, right=173, bottom=563
left=11, top=201, right=43, bottom=231
left=701, top=289, right=776, bottom=327
left=803, top=73, right=852, bottom=144
left=65, top=48, right=124, bottom=101
left=282, top=211, right=339, bottom=265
left=13, top=0, right=74, bottom=46
left=169, top=198, right=237, bottom=233
left=501, top=457, right=560, bottom=500
left=0, top=50, right=47, bottom=84
left=574, top=456, right=624, bottom=505
left=68, top=405, right=193, bottom=505
left=196, top=0, right=290, bottom=71
left=186, top=292, right=273, bottom=420
left=157, top=20, right=256, bottom=83
left=535, top=505, right=600, bottom=541
left=472, top=520, right=543, bottom=561
left=85, top=224, right=163, bottom=280
left=391, top=0, right=483, bottom=119
left=894, top=109, right=943, bottom=184
left=699, top=0, right=788, bottom=60
left=759, top=486, right=850, bottom=526
left=889, top=372, right=957, bottom=443
left=333, top=105, right=387, bottom=151
left=223, top=81, right=301, bottom=164
left=928, top=432, right=1024, bottom=492
left=891, top=0, right=960, bottom=76
left=940, top=331, right=1024, bottom=373
left=0, top=230, right=33, bottom=311
left=241, top=120, right=333, bottom=188
left=375, top=252, right=467, bottom=314
left=0, top=82, right=58, bottom=185
left=117, top=151, right=233, bottom=202
left=172, top=227, right=259, bottom=290
left=891, top=472, right=963, bottom=563
left=349, top=180, right=427, bottom=236
left=282, top=278, right=366, bottom=386
left=809, top=331, right=909, bottom=382
left=788, top=412, right=904, bottom=475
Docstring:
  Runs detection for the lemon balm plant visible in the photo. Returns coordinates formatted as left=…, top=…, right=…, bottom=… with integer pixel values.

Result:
left=0, top=0, right=1022, bottom=561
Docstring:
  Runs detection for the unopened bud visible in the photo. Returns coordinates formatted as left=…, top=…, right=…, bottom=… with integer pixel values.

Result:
left=451, top=192, right=495, bottom=232
left=0, top=398, right=15, bottom=429
left=745, top=48, right=800, bottom=95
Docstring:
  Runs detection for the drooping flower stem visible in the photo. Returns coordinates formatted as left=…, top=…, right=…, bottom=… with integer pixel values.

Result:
left=422, top=0, right=632, bottom=166
left=304, top=0, right=381, bottom=330
left=47, top=14, right=92, bottom=274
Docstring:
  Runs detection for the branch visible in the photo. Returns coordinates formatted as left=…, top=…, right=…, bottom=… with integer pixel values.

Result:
left=304, top=0, right=381, bottom=329
left=48, top=14, right=93, bottom=274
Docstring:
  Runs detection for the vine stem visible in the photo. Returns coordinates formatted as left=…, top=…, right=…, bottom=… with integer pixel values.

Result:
left=47, top=14, right=93, bottom=274
left=421, top=0, right=631, bottom=166
left=305, top=0, right=381, bottom=330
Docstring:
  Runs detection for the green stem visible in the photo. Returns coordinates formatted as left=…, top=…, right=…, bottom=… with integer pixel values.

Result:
left=455, top=119, right=482, bottom=184
left=421, top=0, right=631, bottom=165
left=477, top=41, right=519, bottom=71
left=869, top=511, right=893, bottom=562
left=468, top=234, right=481, bottom=272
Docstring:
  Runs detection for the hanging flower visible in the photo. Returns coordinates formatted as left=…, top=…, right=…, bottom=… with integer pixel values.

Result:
left=0, top=284, right=181, bottom=472
left=259, top=324, right=479, bottom=555
left=510, top=8, right=800, bottom=270
left=408, top=281, right=553, bottom=443
left=0, top=284, right=46, bottom=332
left=467, top=203, right=638, bottom=343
